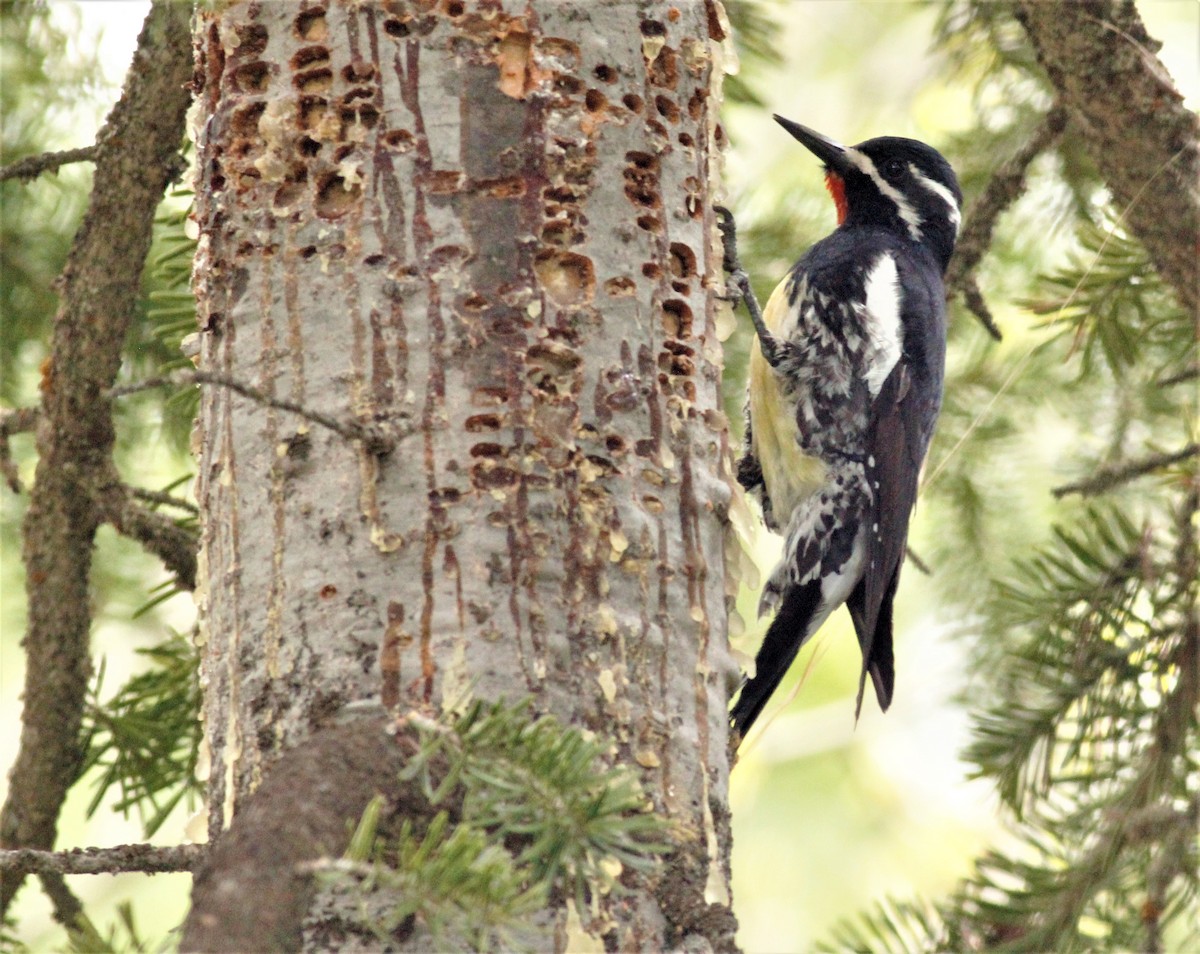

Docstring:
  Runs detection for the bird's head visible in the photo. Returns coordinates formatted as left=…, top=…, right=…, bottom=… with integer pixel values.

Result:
left=775, top=114, right=962, bottom=271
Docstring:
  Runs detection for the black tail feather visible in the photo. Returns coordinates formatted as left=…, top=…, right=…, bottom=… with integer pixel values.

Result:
left=730, top=579, right=822, bottom=739
left=867, top=585, right=895, bottom=708
left=848, top=564, right=900, bottom=717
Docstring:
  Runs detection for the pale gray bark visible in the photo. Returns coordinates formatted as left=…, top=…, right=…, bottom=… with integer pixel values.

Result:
left=190, top=0, right=738, bottom=948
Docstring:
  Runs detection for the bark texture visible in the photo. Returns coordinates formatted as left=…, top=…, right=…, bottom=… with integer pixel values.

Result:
left=0, top=1, right=193, bottom=919
left=1014, top=0, right=1200, bottom=317
left=191, top=1, right=737, bottom=947
left=182, top=714, right=419, bottom=953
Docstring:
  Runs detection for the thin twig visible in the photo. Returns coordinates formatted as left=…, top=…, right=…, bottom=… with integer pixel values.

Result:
left=946, top=105, right=1069, bottom=340
left=1156, top=364, right=1198, bottom=388
left=1051, top=444, right=1199, bottom=499
left=0, top=145, right=98, bottom=183
left=0, top=843, right=206, bottom=877
left=959, top=276, right=1004, bottom=342
left=112, top=370, right=401, bottom=455
left=905, top=545, right=932, bottom=577
left=132, top=486, right=200, bottom=514
left=0, top=406, right=39, bottom=493
left=38, top=872, right=83, bottom=929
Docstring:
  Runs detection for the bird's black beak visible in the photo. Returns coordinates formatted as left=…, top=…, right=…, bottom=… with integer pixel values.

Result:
left=774, top=115, right=852, bottom=176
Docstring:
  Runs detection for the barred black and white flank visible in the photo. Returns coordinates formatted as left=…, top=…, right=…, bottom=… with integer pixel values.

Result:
left=731, top=117, right=961, bottom=739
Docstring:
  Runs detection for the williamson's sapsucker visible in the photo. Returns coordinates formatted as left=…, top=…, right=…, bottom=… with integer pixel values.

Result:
left=727, top=116, right=962, bottom=739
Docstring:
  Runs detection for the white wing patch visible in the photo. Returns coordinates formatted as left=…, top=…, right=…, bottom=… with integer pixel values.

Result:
left=845, top=149, right=923, bottom=241
left=861, top=253, right=902, bottom=396
left=910, top=163, right=962, bottom=233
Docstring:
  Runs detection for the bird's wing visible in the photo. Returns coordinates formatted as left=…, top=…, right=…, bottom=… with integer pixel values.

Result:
left=846, top=362, right=919, bottom=712
left=847, top=268, right=944, bottom=712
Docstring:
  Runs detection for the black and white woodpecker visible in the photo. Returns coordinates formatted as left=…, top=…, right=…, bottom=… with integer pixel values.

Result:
left=721, top=115, right=962, bottom=740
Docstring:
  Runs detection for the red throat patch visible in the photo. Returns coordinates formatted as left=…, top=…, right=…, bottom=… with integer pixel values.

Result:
left=825, top=171, right=848, bottom=225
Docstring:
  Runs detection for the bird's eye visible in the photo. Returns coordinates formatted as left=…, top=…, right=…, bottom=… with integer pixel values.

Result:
left=883, top=158, right=905, bottom=180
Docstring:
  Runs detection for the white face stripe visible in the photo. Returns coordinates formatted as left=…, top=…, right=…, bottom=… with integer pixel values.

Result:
left=844, top=148, right=923, bottom=241
left=862, top=253, right=902, bottom=396
left=910, top=163, right=962, bottom=234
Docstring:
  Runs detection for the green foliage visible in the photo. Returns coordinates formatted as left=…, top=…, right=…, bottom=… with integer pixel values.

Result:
left=126, top=189, right=201, bottom=450
left=64, top=903, right=153, bottom=954
left=1027, top=216, right=1190, bottom=380
left=0, top=0, right=197, bottom=424
left=817, top=896, right=953, bottom=954
left=969, top=506, right=1148, bottom=811
left=333, top=812, right=547, bottom=952
left=916, top=495, right=1198, bottom=953
left=80, top=633, right=202, bottom=838
left=332, top=699, right=672, bottom=951
left=345, top=793, right=387, bottom=863
left=932, top=0, right=1044, bottom=98
left=409, top=699, right=671, bottom=895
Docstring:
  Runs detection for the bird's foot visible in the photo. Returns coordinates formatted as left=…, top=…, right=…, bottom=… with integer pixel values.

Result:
left=714, top=205, right=784, bottom=368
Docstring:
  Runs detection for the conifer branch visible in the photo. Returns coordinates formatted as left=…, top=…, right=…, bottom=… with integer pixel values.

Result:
left=1014, top=0, right=1200, bottom=317
left=81, top=631, right=202, bottom=840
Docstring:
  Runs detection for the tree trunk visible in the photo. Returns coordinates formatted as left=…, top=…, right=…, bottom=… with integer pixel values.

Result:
left=187, top=0, right=739, bottom=947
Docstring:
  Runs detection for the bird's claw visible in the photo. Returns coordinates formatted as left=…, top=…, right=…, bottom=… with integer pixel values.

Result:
left=715, top=205, right=740, bottom=275
left=715, top=204, right=783, bottom=366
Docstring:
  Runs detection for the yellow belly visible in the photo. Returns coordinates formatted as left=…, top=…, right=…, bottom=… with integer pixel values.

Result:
left=748, top=280, right=825, bottom=520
